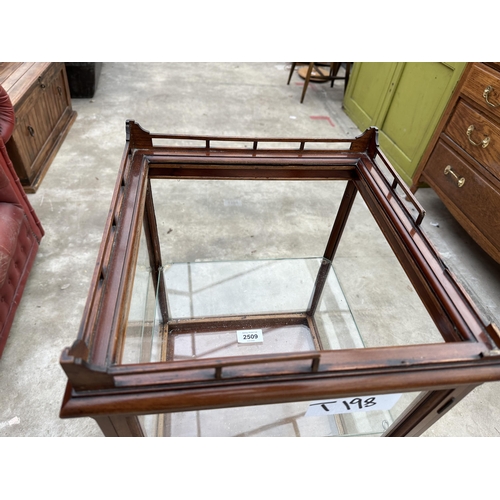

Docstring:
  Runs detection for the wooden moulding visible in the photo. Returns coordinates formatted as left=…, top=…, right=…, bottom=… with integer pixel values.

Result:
left=59, top=121, right=500, bottom=436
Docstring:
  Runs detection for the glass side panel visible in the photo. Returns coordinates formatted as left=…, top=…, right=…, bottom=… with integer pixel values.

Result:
left=122, top=256, right=365, bottom=362
left=121, top=248, right=444, bottom=364
left=171, top=324, right=315, bottom=361
left=328, top=194, right=444, bottom=347
left=122, top=224, right=163, bottom=365
left=150, top=179, right=344, bottom=263
left=164, top=258, right=324, bottom=319
left=139, top=390, right=423, bottom=437
left=316, top=262, right=365, bottom=349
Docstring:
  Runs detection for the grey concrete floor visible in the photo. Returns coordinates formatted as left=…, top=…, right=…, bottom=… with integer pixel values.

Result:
left=1, top=62, right=500, bottom=437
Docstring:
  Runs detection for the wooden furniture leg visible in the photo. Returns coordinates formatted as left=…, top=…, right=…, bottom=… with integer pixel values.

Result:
left=383, top=385, right=477, bottom=436
left=94, top=415, right=145, bottom=437
left=144, top=179, right=169, bottom=323
left=287, top=63, right=297, bottom=85
left=301, top=63, right=315, bottom=104
left=307, top=180, right=358, bottom=315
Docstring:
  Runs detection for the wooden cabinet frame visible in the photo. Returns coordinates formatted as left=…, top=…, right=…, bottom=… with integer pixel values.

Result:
left=0, top=62, right=76, bottom=192
left=411, top=63, right=500, bottom=264
left=59, top=121, right=500, bottom=437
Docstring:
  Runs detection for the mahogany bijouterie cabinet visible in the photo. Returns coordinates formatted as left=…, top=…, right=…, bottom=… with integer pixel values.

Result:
left=59, top=121, right=500, bottom=437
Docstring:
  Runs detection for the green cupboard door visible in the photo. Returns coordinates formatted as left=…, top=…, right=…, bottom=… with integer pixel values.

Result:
left=378, top=62, right=466, bottom=185
left=343, top=63, right=398, bottom=131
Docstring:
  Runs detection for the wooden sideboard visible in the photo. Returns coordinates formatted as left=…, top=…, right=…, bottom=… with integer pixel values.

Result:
left=0, top=62, right=76, bottom=193
left=412, top=63, right=500, bottom=264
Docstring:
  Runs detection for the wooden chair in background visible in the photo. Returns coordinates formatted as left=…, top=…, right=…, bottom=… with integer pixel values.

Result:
left=287, top=62, right=352, bottom=103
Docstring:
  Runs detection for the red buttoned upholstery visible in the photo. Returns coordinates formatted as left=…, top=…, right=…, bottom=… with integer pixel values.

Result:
left=0, top=85, right=15, bottom=143
left=0, top=85, right=44, bottom=357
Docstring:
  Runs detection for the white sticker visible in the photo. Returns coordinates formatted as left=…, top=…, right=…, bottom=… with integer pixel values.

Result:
left=305, top=394, right=402, bottom=417
left=224, top=199, right=242, bottom=207
left=237, top=329, right=263, bottom=344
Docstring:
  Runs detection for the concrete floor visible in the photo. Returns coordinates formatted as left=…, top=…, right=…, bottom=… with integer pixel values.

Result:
left=1, top=62, right=500, bottom=437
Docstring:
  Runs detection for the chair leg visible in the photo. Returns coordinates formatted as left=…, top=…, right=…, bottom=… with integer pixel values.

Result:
left=343, top=62, right=352, bottom=95
left=330, top=63, right=341, bottom=87
left=287, top=63, right=297, bottom=85
left=300, top=62, right=315, bottom=103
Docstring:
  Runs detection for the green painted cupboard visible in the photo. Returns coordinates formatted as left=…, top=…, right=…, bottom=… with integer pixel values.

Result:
left=343, top=62, right=467, bottom=185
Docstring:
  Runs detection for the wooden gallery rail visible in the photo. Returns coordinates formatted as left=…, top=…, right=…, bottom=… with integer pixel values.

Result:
left=59, top=121, right=500, bottom=437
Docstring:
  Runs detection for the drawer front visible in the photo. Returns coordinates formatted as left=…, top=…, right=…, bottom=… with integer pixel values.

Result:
left=423, top=140, right=500, bottom=250
left=12, top=63, right=64, bottom=118
left=7, top=110, right=44, bottom=182
left=445, top=100, right=500, bottom=180
left=461, top=63, right=500, bottom=119
left=13, top=66, right=51, bottom=116
left=45, top=65, right=71, bottom=129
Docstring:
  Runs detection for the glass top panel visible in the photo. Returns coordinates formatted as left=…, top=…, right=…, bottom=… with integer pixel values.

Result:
left=121, top=178, right=444, bottom=365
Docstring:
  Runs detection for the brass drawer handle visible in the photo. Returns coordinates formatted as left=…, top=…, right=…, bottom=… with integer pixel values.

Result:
left=444, top=165, right=465, bottom=187
left=483, top=85, right=499, bottom=108
left=27, top=125, right=35, bottom=137
left=466, top=125, right=490, bottom=148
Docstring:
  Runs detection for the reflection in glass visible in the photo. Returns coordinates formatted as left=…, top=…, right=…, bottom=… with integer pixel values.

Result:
left=139, top=390, right=423, bottom=437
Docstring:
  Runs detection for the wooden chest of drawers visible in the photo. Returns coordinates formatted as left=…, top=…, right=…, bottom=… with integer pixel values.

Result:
left=0, top=62, right=76, bottom=193
left=412, top=63, right=500, bottom=264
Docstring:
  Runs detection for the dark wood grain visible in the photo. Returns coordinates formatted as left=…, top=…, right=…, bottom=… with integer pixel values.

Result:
left=59, top=123, right=500, bottom=437
left=1, top=62, right=76, bottom=192
left=413, top=62, right=500, bottom=264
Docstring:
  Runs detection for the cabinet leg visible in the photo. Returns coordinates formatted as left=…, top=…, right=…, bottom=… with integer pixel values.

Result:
left=307, top=180, right=357, bottom=315
left=94, top=415, right=145, bottom=437
left=144, top=179, right=169, bottom=322
left=383, top=385, right=477, bottom=437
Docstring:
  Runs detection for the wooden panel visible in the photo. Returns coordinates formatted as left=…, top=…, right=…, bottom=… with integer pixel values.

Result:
left=381, top=64, right=457, bottom=155
left=24, top=112, right=43, bottom=169
left=343, top=63, right=398, bottom=131
left=413, top=63, right=500, bottom=263
left=344, top=63, right=466, bottom=186
left=0, top=62, right=24, bottom=85
left=445, top=100, right=500, bottom=180
left=422, top=139, right=500, bottom=261
left=461, top=63, right=500, bottom=119
left=379, top=62, right=466, bottom=185
left=0, top=63, right=51, bottom=106
left=48, top=70, right=68, bottom=121
left=1, top=62, right=76, bottom=192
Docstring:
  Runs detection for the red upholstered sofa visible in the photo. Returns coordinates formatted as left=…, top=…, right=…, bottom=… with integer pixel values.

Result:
left=0, top=85, right=44, bottom=357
